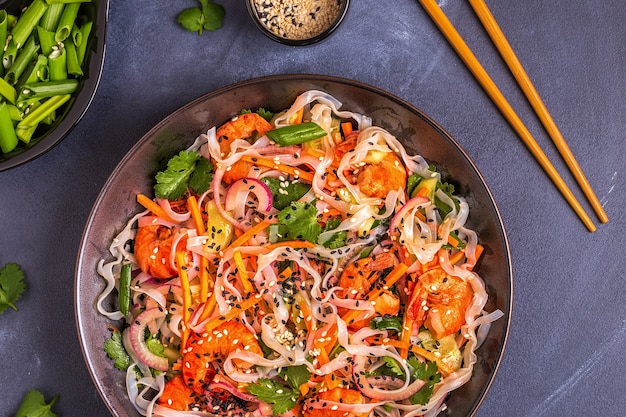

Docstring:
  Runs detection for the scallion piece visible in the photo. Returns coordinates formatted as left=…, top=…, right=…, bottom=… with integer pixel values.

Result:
left=0, top=77, right=17, bottom=103
left=39, top=3, right=65, bottom=32
left=3, top=40, right=17, bottom=70
left=54, top=2, right=80, bottom=42
left=20, top=79, right=77, bottom=100
left=5, top=35, right=40, bottom=85
left=76, top=21, right=92, bottom=65
left=0, top=12, right=8, bottom=68
left=266, top=122, right=328, bottom=146
left=48, top=45, right=67, bottom=81
left=0, top=102, right=18, bottom=153
left=17, top=92, right=70, bottom=129
left=10, top=0, right=49, bottom=48
left=65, top=41, right=82, bottom=76
left=37, top=25, right=57, bottom=56
left=119, top=263, right=132, bottom=316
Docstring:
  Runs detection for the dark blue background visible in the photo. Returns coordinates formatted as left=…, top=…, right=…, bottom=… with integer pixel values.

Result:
left=1, top=1, right=624, bottom=416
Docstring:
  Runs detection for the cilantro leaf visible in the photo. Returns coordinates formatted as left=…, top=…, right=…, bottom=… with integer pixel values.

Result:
left=177, top=0, right=224, bottom=35
left=188, top=157, right=214, bottom=195
left=0, top=262, right=25, bottom=314
left=369, top=315, right=403, bottom=332
left=154, top=151, right=213, bottom=200
left=104, top=330, right=131, bottom=371
left=407, top=357, right=442, bottom=405
left=279, top=364, right=311, bottom=390
left=15, top=390, right=59, bottom=417
left=246, top=378, right=299, bottom=415
left=321, top=216, right=347, bottom=249
left=277, top=201, right=321, bottom=243
left=261, top=176, right=310, bottom=210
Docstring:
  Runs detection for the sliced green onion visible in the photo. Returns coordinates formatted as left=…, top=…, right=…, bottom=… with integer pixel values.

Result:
left=0, top=102, right=18, bottom=153
left=65, top=41, right=82, bottom=76
left=37, top=25, right=57, bottom=56
left=48, top=45, right=67, bottom=80
left=40, top=3, right=65, bottom=31
left=54, top=2, right=80, bottom=42
left=17, top=93, right=70, bottom=129
left=20, top=79, right=77, bottom=100
left=71, top=23, right=82, bottom=46
left=10, top=0, right=49, bottom=48
left=0, top=76, right=17, bottom=103
left=3, top=40, right=17, bottom=70
left=5, top=35, right=40, bottom=85
left=76, top=20, right=92, bottom=65
left=119, top=263, right=132, bottom=316
left=266, top=122, right=328, bottom=146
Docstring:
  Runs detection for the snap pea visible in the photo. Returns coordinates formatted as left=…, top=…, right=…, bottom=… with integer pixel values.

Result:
left=266, top=122, right=328, bottom=146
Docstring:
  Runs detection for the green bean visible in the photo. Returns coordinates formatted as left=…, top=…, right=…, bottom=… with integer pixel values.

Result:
left=4, top=35, right=40, bottom=85
left=10, top=0, right=48, bottom=48
left=0, top=102, right=17, bottom=153
left=17, top=93, right=70, bottom=129
left=119, top=263, right=132, bottom=316
left=19, top=79, right=77, bottom=100
left=54, top=2, right=79, bottom=42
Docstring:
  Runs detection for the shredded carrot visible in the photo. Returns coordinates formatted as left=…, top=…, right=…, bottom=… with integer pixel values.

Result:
left=447, top=249, right=465, bottom=266
left=342, top=263, right=409, bottom=325
left=136, top=193, right=176, bottom=223
left=199, top=256, right=210, bottom=302
left=203, top=293, right=263, bottom=334
left=289, top=107, right=304, bottom=124
left=176, top=252, right=192, bottom=351
left=341, top=121, right=353, bottom=136
left=240, top=155, right=315, bottom=183
left=197, top=290, right=217, bottom=323
left=399, top=314, right=415, bottom=359
left=233, top=249, right=254, bottom=294
left=187, top=195, right=205, bottom=234
left=226, top=219, right=274, bottom=251
left=262, top=240, right=316, bottom=252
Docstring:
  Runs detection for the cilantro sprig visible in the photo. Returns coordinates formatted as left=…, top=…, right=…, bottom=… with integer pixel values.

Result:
left=15, top=390, right=59, bottom=417
left=246, top=365, right=310, bottom=414
left=0, top=262, right=25, bottom=315
left=154, top=150, right=213, bottom=200
left=177, top=0, right=225, bottom=35
left=276, top=201, right=321, bottom=243
left=104, top=329, right=131, bottom=371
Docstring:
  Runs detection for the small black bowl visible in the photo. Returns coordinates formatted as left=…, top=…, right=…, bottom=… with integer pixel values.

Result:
left=0, top=0, right=108, bottom=172
left=246, top=0, right=349, bottom=46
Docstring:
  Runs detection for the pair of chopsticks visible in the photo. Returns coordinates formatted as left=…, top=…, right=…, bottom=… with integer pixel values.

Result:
left=418, top=0, right=608, bottom=232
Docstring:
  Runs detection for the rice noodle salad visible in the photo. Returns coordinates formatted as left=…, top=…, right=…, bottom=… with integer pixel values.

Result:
left=97, top=90, right=503, bottom=417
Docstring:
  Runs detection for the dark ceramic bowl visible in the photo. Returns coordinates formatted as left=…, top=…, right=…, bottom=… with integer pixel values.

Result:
left=246, top=0, right=349, bottom=46
left=0, top=0, right=108, bottom=172
left=75, top=74, right=512, bottom=417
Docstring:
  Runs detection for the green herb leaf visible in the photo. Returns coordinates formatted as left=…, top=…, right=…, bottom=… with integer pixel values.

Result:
left=369, top=315, right=403, bottom=332
left=321, top=216, right=347, bottom=249
left=177, top=0, right=225, bottom=35
left=104, top=330, right=131, bottom=371
left=188, top=157, right=214, bottom=195
left=154, top=150, right=213, bottom=200
left=261, top=176, right=311, bottom=210
left=279, top=364, right=311, bottom=390
left=0, top=262, right=25, bottom=314
left=277, top=201, right=321, bottom=243
left=15, top=390, right=59, bottom=417
left=407, top=357, right=442, bottom=405
left=246, top=378, right=299, bottom=415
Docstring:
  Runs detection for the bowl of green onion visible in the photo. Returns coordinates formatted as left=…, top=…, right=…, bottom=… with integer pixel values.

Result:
left=0, top=0, right=108, bottom=172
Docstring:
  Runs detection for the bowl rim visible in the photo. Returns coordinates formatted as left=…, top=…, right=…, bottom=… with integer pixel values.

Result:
left=246, top=0, right=350, bottom=46
left=0, top=0, right=109, bottom=172
left=75, top=73, right=513, bottom=417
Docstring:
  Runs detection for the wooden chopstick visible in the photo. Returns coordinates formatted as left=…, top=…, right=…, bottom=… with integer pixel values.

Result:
left=417, top=0, right=597, bottom=232
left=468, top=0, right=608, bottom=224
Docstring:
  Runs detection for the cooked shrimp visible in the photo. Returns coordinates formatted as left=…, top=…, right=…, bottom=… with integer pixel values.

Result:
left=182, top=320, right=263, bottom=395
left=334, top=134, right=407, bottom=199
left=407, top=268, right=474, bottom=339
left=339, top=252, right=397, bottom=297
left=216, top=113, right=273, bottom=184
left=303, top=387, right=368, bottom=417
left=339, top=252, right=400, bottom=327
left=158, top=374, right=199, bottom=410
left=134, top=224, right=187, bottom=279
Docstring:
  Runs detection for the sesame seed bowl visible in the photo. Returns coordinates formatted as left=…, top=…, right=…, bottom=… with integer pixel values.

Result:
left=246, top=0, right=350, bottom=46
